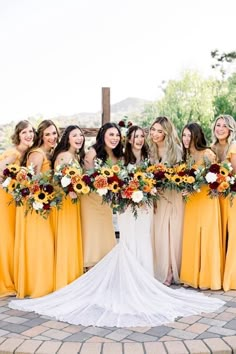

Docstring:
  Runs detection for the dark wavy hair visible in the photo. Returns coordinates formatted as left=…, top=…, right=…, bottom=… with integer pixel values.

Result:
left=182, top=122, right=208, bottom=161
left=124, top=125, right=149, bottom=165
left=93, top=122, right=123, bottom=162
left=51, top=125, right=85, bottom=168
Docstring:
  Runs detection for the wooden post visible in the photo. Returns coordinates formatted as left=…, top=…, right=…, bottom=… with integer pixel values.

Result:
left=102, top=87, right=110, bottom=125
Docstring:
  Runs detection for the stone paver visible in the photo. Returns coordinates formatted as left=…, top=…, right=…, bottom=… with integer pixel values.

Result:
left=1, top=291, right=236, bottom=353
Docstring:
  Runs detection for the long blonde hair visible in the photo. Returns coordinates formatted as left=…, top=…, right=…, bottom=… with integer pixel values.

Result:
left=212, top=114, right=236, bottom=146
left=149, top=116, right=182, bottom=165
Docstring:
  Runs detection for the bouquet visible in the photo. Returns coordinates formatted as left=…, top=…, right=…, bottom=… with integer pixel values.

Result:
left=91, top=159, right=158, bottom=217
left=205, top=161, right=236, bottom=202
left=26, top=170, right=63, bottom=219
left=150, top=161, right=206, bottom=201
left=53, top=161, right=90, bottom=203
left=1, top=164, right=34, bottom=206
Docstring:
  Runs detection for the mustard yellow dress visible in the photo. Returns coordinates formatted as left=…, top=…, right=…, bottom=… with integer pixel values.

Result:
left=54, top=196, right=83, bottom=290
left=0, top=148, right=21, bottom=297
left=180, top=150, right=223, bottom=290
left=80, top=193, right=116, bottom=267
left=14, top=148, right=55, bottom=298
left=223, top=144, right=236, bottom=291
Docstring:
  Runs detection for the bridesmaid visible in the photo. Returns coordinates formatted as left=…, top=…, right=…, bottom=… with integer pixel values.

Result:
left=149, top=116, right=184, bottom=286
left=211, top=114, right=236, bottom=291
left=118, top=125, right=154, bottom=275
left=180, top=122, right=222, bottom=290
left=0, top=120, right=34, bottom=297
left=51, top=125, right=85, bottom=290
left=80, top=122, right=123, bottom=268
left=14, top=120, right=59, bottom=298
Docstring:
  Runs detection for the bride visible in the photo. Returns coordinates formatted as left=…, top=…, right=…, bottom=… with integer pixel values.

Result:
left=9, top=125, right=224, bottom=328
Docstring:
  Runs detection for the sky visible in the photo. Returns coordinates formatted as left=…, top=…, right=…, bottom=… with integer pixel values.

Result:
left=0, top=0, right=235, bottom=124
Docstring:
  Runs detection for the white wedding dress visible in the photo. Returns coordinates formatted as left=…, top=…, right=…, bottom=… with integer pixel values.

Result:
left=9, top=207, right=224, bottom=327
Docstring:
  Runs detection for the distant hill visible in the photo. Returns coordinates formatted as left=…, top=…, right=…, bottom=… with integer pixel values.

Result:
left=0, top=97, right=152, bottom=150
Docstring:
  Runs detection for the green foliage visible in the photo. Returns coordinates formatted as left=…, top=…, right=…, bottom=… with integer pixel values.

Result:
left=140, top=71, right=217, bottom=142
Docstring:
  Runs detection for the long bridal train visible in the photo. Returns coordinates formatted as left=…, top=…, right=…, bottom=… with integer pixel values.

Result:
left=9, top=208, right=224, bottom=328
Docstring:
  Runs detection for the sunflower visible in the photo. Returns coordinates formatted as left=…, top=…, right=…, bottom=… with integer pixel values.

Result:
left=171, top=175, right=183, bottom=185
left=219, top=167, right=229, bottom=177
left=65, top=167, right=80, bottom=177
left=8, top=164, right=20, bottom=174
left=134, top=171, right=145, bottom=180
left=146, top=165, right=155, bottom=173
left=112, top=164, right=120, bottom=173
left=101, top=167, right=114, bottom=178
left=109, top=181, right=120, bottom=193
left=73, top=180, right=86, bottom=193
left=7, top=179, right=17, bottom=192
left=34, top=190, right=49, bottom=203
left=175, top=163, right=186, bottom=173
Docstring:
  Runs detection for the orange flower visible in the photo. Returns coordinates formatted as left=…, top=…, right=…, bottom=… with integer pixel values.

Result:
left=217, top=181, right=229, bottom=192
left=216, top=174, right=226, bottom=183
left=93, top=175, right=108, bottom=189
left=143, top=184, right=152, bottom=193
left=128, top=180, right=139, bottom=190
left=112, top=165, right=120, bottom=173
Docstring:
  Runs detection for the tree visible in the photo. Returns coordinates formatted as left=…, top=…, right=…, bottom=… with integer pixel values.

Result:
left=139, top=71, right=217, bottom=141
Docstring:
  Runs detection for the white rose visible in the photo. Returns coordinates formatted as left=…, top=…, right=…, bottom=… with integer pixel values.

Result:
left=131, top=190, right=144, bottom=203
left=2, top=177, right=11, bottom=188
left=205, top=172, right=217, bottom=183
left=61, top=175, right=71, bottom=187
left=97, top=188, right=108, bottom=196
left=33, top=201, right=43, bottom=210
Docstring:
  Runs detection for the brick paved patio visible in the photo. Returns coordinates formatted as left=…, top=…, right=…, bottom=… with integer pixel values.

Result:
left=0, top=289, right=236, bottom=353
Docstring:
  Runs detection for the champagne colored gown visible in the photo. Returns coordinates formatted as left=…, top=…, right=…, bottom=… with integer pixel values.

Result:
left=180, top=150, right=223, bottom=290
left=0, top=148, right=20, bottom=297
left=14, top=148, right=55, bottom=298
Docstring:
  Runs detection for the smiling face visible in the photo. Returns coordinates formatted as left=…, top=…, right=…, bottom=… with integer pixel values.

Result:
left=19, top=124, right=34, bottom=147
left=214, top=117, right=230, bottom=142
left=182, top=128, right=191, bottom=149
left=104, top=127, right=121, bottom=150
left=68, top=128, right=84, bottom=151
left=150, top=123, right=165, bottom=144
left=129, top=128, right=145, bottom=151
left=42, top=125, right=58, bottom=150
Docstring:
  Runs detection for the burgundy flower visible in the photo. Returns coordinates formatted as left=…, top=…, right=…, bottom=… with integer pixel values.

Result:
left=178, top=171, right=185, bottom=177
left=42, top=184, right=54, bottom=194
left=118, top=120, right=125, bottom=127
left=189, top=168, right=196, bottom=177
left=154, top=171, right=165, bottom=180
left=209, top=164, right=220, bottom=173
left=209, top=181, right=219, bottom=190
left=82, top=175, right=91, bottom=185
left=230, top=183, right=236, bottom=192
left=21, top=188, right=30, bottom=197
left=43, top=203, right=51, bottom=210
left=3, top=168, right=10, bottom=176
